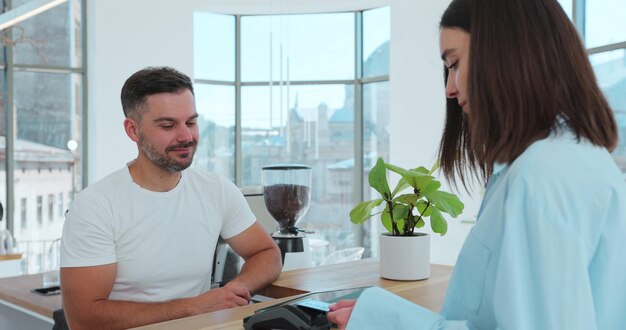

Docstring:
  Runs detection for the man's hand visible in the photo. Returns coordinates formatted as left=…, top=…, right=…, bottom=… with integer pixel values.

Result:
left=191, top=282, right=251, bottom=313
left=61, top=221, right=280, bottom=330
left=327, top=299, right=357, bottom=330
left=62, top=264, right=251, bottom=330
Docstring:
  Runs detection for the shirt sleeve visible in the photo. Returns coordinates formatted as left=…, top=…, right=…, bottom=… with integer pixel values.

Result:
left=60, top=194, right=117, bottom=267
left=347, top=287, right=475, bottom=330
left=218, top=176, right=257, bottom=239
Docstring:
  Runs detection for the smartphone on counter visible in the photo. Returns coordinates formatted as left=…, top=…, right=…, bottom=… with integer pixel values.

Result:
left=31, top=286, right=61, bottom=296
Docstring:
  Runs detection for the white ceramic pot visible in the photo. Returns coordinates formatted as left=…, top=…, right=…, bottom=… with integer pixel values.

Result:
left=379, top=233, right=430, bottom=280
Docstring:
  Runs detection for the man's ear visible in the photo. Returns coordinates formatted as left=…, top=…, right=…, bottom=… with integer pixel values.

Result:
left=124, top=118, right=140, bottom=142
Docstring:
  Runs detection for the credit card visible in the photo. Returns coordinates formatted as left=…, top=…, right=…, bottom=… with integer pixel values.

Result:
left=295, top=299, right=331, bottom=312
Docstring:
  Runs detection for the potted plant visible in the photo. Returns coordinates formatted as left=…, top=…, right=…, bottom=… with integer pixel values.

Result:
left=350, top=158, right=464, bottom=280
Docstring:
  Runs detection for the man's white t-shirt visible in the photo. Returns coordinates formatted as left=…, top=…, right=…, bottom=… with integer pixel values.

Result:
left=61, top=166, right=256, bottom=302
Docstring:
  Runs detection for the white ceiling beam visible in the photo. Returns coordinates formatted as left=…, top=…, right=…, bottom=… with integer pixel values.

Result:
left=0, top=0, right=68, bottom=31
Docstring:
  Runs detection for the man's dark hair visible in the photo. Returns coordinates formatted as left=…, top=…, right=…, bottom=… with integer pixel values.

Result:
left=120, top=66, right=194, bottom=119
left=437, top=0, right=618, bottom=189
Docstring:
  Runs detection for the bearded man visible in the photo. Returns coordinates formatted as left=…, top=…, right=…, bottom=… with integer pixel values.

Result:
left=60, top=67, right=281, bottom=330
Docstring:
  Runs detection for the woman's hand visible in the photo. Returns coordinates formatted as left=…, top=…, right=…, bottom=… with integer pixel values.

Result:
left=327, top=299, right=357, bottom=330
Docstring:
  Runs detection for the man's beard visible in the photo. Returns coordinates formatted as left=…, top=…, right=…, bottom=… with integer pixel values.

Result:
left=138, top=131, right=197, bottom=173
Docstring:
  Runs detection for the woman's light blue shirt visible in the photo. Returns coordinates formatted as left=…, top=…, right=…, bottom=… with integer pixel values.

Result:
left=347, top=128, right=626, bottom=329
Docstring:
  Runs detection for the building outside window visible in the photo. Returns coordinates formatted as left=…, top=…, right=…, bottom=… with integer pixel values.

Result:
left=36, top=196, right=43, bottom=226
left=193, top=7, right=390, bottom=262
left=0, top=0, right=84, bottom=274
left=58, top=192, right=64, bottom=218
left=20, top=198, right=27, bottom=229
left=48, top=194, right=55, bottom=223
left=578, top=0, right=626, bottom=178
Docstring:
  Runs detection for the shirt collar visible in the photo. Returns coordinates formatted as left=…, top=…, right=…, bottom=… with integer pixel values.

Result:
left=490, top=114, right=569, bottom=177
left=493, top=162, right=507, bottom=176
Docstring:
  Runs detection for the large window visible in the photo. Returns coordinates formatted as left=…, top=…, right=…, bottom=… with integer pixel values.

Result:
left=1, top=0, right=85, bottom=272
left=557, top=0, right=626, bottom=178
left=591, top=49, right=626, bottom=174
left=194, top=7, right=390, bottom=262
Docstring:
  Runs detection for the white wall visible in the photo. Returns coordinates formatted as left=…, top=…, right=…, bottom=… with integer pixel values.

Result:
left=87, top=0, right=195, bottom=182
left=388, top=1, right=481, bottom=264
left=87, top=0, right=481, bottom=264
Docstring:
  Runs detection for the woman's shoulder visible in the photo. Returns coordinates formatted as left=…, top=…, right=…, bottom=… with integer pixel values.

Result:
left=506, top=133, right=621, bottom=190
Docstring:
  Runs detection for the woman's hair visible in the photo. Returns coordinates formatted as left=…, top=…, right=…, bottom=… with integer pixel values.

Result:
left=438, top=0, right=618, bottom=188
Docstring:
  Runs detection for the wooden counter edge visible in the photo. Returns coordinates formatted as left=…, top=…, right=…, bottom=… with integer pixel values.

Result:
left=0, top=253, right=22, bottom=261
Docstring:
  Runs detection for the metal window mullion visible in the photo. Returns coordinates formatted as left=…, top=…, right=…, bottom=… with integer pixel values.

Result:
left=5, top=23, right=15, bottom=233
left=361, top=75, right=388, bottom=84
left=235, top=15, right=242, bottom=186
left=194, top=79, right=236, bottom=86
left=353, top=11, right=364, bottom=247
left=587, top=41, right=626, bottom=55
left=12, top=64, right=82, bottom=74
left=241, top=79, right=358, bottom=86
left=81, top=0, right=88, bottom=188
left=198, top=79, right=374, bottom=86
left=573, top=0, right=585, bottom=39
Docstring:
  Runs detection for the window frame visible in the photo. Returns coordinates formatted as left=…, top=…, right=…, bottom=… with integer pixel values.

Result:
left=194, top=8, right=390, bottom=250
left=570, top=0, right=626, bottom=178
left=0, top=0, right=87, bottom=233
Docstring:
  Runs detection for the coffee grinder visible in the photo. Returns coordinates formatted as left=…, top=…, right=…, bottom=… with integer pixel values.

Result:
left=262, top=164, right=313, bottom=271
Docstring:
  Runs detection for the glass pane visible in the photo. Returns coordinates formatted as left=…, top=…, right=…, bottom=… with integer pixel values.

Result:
left=193, top=12, right=235, bottom=81
left=241, top=13, right=355, bottom=82
left=590, top=49, right=626, bottom=177
left=241, top=84, right=355, bottom=265
left=586, top=0, right=626, bottom=48
left=13, top=71, right=82, bottom=242
left=363, top=7, right=390, bottom=78
left=193, top=84, right=235, bottom=181
left=556, top=0, right=573, bottom=20
left=362, top=81, right=390, bottom=258
left=12, top=0, right=82, bottom=67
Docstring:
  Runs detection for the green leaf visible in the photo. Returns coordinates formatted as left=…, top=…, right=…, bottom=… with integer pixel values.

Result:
left=416, top=217, right=425, bottom=228
left=391, top=177, right=411, bottom=198
left=409, top=167, right=440, bottom=194
left=404, top=172, right=436, bottom=193
left=385, top=162, right=409, bottom=176
left=349, top=199, right=384, bottom=224
left=416, top=200, right=433, bottom=217
left=369, top=158, right=391, bottom=199
left=393, top=193, right=418, bottom=205
left=392, top=204, right=410, bottom=221
left=420, top=179, right=441, bottom=195
left=396, top=218, right=406, bottom=234
left=424, top=190, right=464, bottom=217
left=386, top=163, right=436, bottom=192
left=381, top=206, right=392, bottom=233
left=430, top=208, right=448, bottom=235
left=412, top=166, right=430, bottom=174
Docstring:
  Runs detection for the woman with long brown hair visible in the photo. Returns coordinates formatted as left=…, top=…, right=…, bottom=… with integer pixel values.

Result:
left=327, top=0, right=626, bottom=328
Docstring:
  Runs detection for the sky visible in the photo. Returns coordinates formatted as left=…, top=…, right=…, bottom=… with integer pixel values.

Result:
left=193, top=7, right=390, bottom=129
